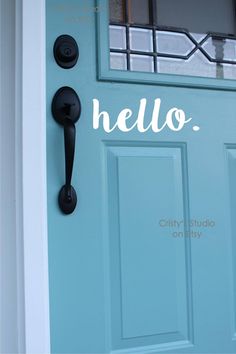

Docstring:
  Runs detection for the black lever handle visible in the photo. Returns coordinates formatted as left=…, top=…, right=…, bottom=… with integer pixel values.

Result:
left=63, top=116, right=76, bottom=202
left=51, top=87, right=81, bottom=214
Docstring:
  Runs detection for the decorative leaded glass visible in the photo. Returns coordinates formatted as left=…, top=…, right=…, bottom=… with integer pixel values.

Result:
left=109, top=0, right=236, bottom=79
left=128, top=0, right=150, bottom=25
left=109, top=0, right=125, bottom=23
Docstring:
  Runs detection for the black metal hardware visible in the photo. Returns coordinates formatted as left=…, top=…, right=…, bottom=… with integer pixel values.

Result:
left=53, top=35, right=79, bottom=69
left=51, top=87, right=81, bottom=214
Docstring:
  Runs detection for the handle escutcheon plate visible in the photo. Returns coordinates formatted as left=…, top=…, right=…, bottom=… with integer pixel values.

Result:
left=52, top=86, right=81, bottom=125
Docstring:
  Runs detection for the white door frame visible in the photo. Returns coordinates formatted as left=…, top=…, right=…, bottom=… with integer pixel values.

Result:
left=19, top=0, right=50, bottom=352
left=0, top=0, right=50, bottom=352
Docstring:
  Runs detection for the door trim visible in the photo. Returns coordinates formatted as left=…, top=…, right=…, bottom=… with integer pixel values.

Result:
left=15, top=0, right=50, bottom=352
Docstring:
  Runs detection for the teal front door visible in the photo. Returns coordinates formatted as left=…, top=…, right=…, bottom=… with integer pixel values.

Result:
left=47, top=1, right=236, bottom=353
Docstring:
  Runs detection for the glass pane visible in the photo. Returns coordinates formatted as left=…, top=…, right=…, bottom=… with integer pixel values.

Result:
left=155, top=0, right=236, bottom=35
left=190, top=33, right=206, bottom=43
left=130, top=55, right=154, bottom=72
left=130, top=28, right=153, bottom=52
left=202, top=37, right=236, bottom=62
left=129, top=0, right=150, bottom=25
left=109, top=0, right=236, bottom=79
left=157, top=51, right=217, bottom=77
left=109, top=25, right=126, bottom=49
left=110, top=53, right=127, bottom=70
left=156, top=31, right=195, bottom=56
left=109, top=0, right=125, bottom=23
left=156, top=51, right=236, bottom=79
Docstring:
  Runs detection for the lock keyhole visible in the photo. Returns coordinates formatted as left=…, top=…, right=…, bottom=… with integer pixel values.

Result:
left=64, top=48, right=71, bottom=56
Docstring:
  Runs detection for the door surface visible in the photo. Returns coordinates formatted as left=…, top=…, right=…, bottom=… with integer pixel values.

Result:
left=47, top=1, right=236, bottom=353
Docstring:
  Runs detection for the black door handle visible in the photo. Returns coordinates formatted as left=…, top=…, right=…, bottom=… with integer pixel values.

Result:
left=62, top=116, right=76, bottom=205
left=51, top=87, right=81, bottom=214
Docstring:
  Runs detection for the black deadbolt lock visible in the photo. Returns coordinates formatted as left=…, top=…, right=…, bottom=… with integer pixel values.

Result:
left=53, top=35, right=79, bottom=69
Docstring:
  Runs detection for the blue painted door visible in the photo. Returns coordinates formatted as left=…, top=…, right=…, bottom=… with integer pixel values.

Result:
left=47, top=1, right=236, bottom=353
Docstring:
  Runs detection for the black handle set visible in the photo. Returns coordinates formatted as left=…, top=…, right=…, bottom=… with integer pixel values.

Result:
left=52, top=35, right=80, bottom=214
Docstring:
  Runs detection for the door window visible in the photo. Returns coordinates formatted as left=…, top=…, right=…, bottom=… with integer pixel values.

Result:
left=109, top=0, right=236, bottom=79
